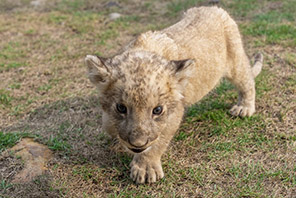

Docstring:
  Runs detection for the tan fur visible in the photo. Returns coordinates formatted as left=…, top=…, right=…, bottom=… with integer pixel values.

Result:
left=85, top=6, right=263, bottom=184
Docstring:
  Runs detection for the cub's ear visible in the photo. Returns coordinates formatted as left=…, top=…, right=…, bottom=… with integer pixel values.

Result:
left=171, top=59, right=196, bottom=80
left=170, top=59, right=196, bottom=100
left=85, top=55, right=112, bottom=88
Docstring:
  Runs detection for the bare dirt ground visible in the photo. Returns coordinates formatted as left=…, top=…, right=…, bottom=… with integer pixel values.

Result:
left=0, top=0, right=295, bottom=197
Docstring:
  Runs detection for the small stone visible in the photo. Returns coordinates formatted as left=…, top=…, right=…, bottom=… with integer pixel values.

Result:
left=105, top=1, right=120, bottom=8
left=17, top=67, right=25, bottom=72
left=43, top=70, right=52, bottom=76
left=109, top=13, right=122, bottom=20
left=9, top=138, right=53, bottom=183
left=30, top=0, right=45, bottom=7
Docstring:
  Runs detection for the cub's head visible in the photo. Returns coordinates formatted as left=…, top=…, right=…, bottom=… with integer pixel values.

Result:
left=85, top=51, right=195, bottom=153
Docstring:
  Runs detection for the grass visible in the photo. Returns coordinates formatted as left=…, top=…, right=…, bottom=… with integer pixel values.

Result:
left=229, top=0, right=263, bottom=18
left=284, top=53, right=296, bottom=67
left=241, top=22, right=296, bottom=46
left=0, top=41, right=27, bottom=72
left=167, top=0, right=204, bottom=16
left=253, top=11, right=295, bottom=23
left=46, top=136, right=71, bottom=152
left=0, top=0, right=296, bottom=197
left=0, top=132, right=34, bottom=152
left=0, top=89, right=12, bottom=106
left=0, top=180, right=12, bottom=194
left=238, top=0, right=296, bottom=47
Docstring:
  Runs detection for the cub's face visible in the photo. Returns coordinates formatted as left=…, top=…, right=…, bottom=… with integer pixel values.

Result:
left=86, top=51, right=195, bottom=153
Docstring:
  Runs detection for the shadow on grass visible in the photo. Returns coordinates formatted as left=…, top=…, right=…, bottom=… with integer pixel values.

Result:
left=3, top=94, right=130, bottom=164
left=1, top=95, right=135, bottom=196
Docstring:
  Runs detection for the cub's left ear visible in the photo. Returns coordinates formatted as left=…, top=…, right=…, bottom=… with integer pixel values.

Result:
left=170, top=59, right=196, bottom=80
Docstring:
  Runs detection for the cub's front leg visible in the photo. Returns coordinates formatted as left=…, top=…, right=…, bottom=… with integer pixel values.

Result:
left=129, top=139, right=170, bottom=184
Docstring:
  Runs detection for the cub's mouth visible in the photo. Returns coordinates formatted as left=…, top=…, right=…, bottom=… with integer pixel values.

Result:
left=129, top=147, right=147, bottom=153
left=128, top=146, right=152, bottom=153
left=118, top=135, right=158, bottom=154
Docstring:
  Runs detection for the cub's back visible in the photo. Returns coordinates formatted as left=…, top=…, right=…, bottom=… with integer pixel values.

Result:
left=162, top=7, right=234, bottom=60
left=163, top=6, right=231, bottom=41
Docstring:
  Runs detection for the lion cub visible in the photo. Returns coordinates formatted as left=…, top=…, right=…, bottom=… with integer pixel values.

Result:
left=85, top=6, right=263, bottom=183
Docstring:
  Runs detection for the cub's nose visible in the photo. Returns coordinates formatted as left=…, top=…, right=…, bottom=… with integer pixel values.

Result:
left=128, top=137, right=148, bottom=148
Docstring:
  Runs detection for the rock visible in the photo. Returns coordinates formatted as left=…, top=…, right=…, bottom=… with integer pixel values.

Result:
left=30, top=0, right=45, bottom=7
left=9, top=138, right=53, bottom=183
left=109, top=13, right=122, bottom=20
left=105, top=1, right=120, bottom=8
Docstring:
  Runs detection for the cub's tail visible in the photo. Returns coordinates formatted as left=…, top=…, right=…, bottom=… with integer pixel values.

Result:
left=252, top=53, right=263, bottom=78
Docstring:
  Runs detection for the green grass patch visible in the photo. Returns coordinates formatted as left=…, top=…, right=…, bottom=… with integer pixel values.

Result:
left=187, top=167, right=204, bottom=186
left=0, top=41, right=27, bottom=72
left=181, top=78, right=268, bottom=160
left=8, top=83, right=21, bottom=89
left=44, top=121, right=73, bottom=152
left=24, top=29, right=36, bottom=36
left=46, top=135, right=71, bottom=152
left=226, top=161, right=296, bottom=196
left=241, top=22, right=296, bottom=46
left=268, top=169, right=296, bottom=185
left=67, top=12, right=98, bottom=34
left=0, top=89, right=29, bottom=115
left=72, top=165, right=100, bottom=182
left=167, top=0, right=204, bottom=17
left=227, top=0, right=259, bottom=18
left=0, top=179, right=13, bottom=194
left=56, top=0, right=86, bottom=13
left=0, top=89, right=12, bottom=106
left=186, top=98, right=229, bottom=119
left=283, top=0, right=296, bottom=14
left=0, top=131, right=34, bottom=152
left=175, top=130, right=194, bottom=141
left=185, top=79, right=265, bottom=135
left=255, top=69, right=273, bottom=97
left=47, top=11, right=103, bottom=34
left=37, top=84, right=52, bottom=93
left=0, top=62, right=24, bottom=72
left=281, top=66, right=296, bottom=94
left=215, top=80, right=235, bottom=95
left=253, top=11, right=295, bottom=23
left=47, top=13, right=69, bottom=24
left=0, top=41, right=26, bottom=59
left=285, top=74, right=296, bottom=88
left=96, top=29, right=119, bottom=46
left=9, top=104, right=25, bottom=116
left=284, top=53, right=296, bottom=67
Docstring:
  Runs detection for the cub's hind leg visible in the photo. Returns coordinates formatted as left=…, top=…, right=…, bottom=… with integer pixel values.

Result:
left=227, top=53, right=263, bottom=117
left=222, top=11, right=263, bottom=117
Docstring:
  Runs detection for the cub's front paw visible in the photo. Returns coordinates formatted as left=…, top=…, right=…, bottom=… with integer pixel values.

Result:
left=230, top=104, right=255, bottom=117
left=130, top=157, right=164, bottom=184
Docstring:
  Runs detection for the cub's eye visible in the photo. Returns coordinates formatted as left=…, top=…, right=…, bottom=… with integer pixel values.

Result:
left=116, top=104, right=127, bottom=114
left=152, top=106, right=163, bottom=115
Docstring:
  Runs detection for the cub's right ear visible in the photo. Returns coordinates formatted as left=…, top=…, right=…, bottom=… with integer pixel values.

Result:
left=85, top=55, right=112, bottom=88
